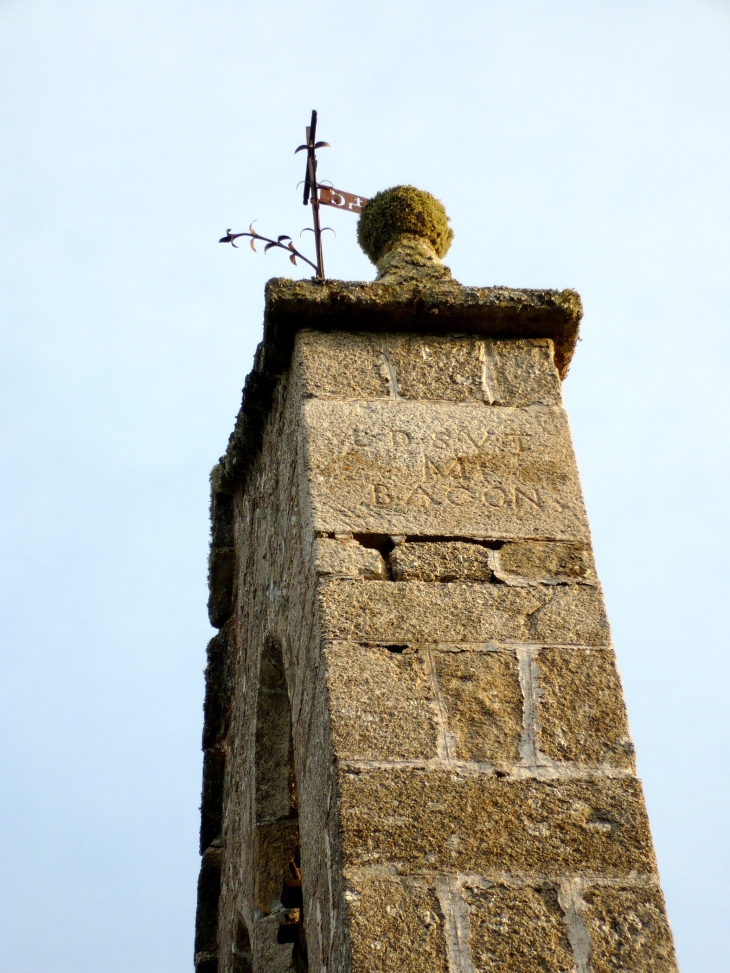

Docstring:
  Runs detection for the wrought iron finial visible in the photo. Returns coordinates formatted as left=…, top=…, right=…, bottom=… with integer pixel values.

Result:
left=219, top=110, right=367, bottom=279
left=294, top=109, right=329, bottom=277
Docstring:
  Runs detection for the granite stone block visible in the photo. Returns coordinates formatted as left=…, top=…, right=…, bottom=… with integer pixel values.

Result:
left=294, top=330, right=389, bottom=399
left=487, top=338, right=563, bottom=406
left=345, top=875, right=449, bottom=973
left=435, top=649, right=522, bottom=766
left=538, top=647, right=635, bottom=768
left=582, top=885, right=678, bottom=972
left=497, top=540, right=595, bottom=581
left=463, top=884, right=573, bottom=972
left=324, top=642, right=438, bottom=760
left=303, top=399, right=590, bottom=539
left=314, top=537, right=387, bottom=579
left=338, top=768, right=656, bottom=875
left=386, top=334, right=485, bottom=401
left=390, top=541, right=492, bottom=582
left=320, top=580, right=610, bottom=645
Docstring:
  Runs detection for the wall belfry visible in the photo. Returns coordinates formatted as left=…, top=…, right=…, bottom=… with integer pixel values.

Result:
left=195, top=188, right=678, bottom=973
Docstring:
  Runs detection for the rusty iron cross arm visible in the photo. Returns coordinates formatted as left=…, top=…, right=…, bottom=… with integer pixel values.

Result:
left=218, top=225, right=318, bottom=274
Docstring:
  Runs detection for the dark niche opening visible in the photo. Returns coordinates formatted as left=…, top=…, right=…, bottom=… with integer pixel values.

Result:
left=231, top=915, right=253, bottom=973
left=253, top=637, right=307, bottom=972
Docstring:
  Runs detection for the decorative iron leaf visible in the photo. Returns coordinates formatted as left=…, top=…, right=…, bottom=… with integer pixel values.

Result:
left=264, top=242, right=276, bottom=253
left=248, top=222, right=258, bottom=236
left=277, top=235, right=292, bottom=243
left=294, top=144, right=307, bottom=154
left=249, top=238, right=257, bottom=252
left=314, top=141, right=330, bottom=148
left=287, top=242, right=296, bottom=251
left=289, top=254, right=297, bottom=265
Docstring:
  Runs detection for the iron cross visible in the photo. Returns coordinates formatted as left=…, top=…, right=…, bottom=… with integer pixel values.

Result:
left=219, top=110, right=367, bottom=279
left=295, top=110, right=330, bottom=278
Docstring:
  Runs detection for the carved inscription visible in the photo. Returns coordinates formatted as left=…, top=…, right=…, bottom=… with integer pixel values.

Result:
left=303, top=401, right=589, bottom=539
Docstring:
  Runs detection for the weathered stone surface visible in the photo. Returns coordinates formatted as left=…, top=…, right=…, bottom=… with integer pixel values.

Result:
left=254, top=685, right=295, bottom=822
left=195, top=845, right=222, bottom=957
left=200, top=746, right=225, bottom=852
left=295, top=330, right=389, bottom=399
left=390, top=541, right=492, bottom=582
left=294, top=330, right=563, bottom=407
left=497, top=539, right=595, bottom=581
left=231, top=916, right=253, bottom=973
left=463, top=884, right=574, bottom=972
left=387, top=335, right=562, bottom=406
left=202, top=624, right=233, bottom=749
left=320, top=580, right=610, bottom=645
left=435, top=649, right=522, bottom=766
left=207, top=546, right=235, bottom=628
left=345, top=875, right=449, bottom=973
left=386, top=334, right=485, bottom=402
left=252, top=912, right=295, bottom=973
left=314, top=537, right=387, bottom=579
left=215, top=284, right=582, bottom=492
left=485, top=338, right=563, bottom=407
left=582, top=885, right=679, bottom=972
left=338, top=769, right=656, bottom=875
left=263, top=277, right=582, bottom=382
left=303, top=399, right=590, bottom=540
left=538, top=648, right=635, bottom=768
left=253, top=818, right=299, bottom=912
left=324, top=642, right=438, bottom=760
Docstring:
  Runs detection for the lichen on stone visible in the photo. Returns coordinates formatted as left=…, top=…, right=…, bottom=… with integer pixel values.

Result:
left=357, top=185, right=453, bottom=264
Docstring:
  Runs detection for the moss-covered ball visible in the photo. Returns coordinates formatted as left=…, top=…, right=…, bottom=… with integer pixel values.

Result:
left=357, top=185, right=453, bottom=264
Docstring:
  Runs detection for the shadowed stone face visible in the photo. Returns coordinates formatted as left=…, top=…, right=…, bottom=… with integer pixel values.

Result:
left=196, top=195, right=677, bottom=972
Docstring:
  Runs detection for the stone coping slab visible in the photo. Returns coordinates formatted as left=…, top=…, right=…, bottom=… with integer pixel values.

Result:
left=216, top=278, right=582, bottom=490
left=264, top=278, right=581, bottom=379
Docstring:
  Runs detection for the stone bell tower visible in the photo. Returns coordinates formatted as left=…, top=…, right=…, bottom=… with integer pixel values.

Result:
left=194, top=187, right=678, bottom=972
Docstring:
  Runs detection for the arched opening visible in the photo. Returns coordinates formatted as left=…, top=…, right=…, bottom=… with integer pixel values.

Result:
left=253, top=637, right=307, bottom=971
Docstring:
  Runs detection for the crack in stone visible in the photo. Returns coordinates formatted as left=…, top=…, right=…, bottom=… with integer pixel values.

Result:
left=558, top=878, right=592, bottom=973
left=436, top=877, right=477, bottom=973
left=517, top=645, right=540, bottom=769
left=376, top=338, right=401, bottom=400
left=422, top=646, right=456, bottom=760
left=477, top=340, right=499, bottom=405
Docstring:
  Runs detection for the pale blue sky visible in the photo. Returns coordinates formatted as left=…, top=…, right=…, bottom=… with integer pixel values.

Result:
left=0, top=1, right=728, bottom=970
